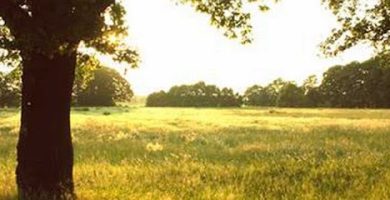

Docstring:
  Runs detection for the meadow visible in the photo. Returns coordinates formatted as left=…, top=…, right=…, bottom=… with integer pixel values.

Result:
left=1, top=107, right=390, bottom=199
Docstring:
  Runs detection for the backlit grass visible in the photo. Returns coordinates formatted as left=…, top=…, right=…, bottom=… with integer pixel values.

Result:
left=1, top=107, right=390, bottom=199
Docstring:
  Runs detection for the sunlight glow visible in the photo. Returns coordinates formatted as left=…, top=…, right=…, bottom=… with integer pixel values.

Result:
left=120, top=0, right=374, bottom=96
left=107, top=34, right=119, bottom=44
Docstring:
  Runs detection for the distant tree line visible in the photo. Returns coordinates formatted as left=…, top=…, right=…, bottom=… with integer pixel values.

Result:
left=247, top=55, right=390, bottom=108
left=147, top=55, right=390, bottom=108
left=0, top=65, right=133, bottom=107
left=146, top=82, right=242, bottom=107
left=4, top=55, right=390, bottom=108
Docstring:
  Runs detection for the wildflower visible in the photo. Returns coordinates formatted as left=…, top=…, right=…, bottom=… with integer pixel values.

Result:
left=146, top=142, right=164, bottom=152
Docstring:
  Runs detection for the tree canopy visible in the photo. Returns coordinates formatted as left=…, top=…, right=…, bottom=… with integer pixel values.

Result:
left=76, top=66, right=133, bottom=106
left=2, top=0, right=388, bottom=68
left=321, top=0, right=390, bottom=56
left=0, top=0, right=140, bottom=71
left=0, top=0, right=280, bottom=71
left=1, top=0, right=390, bottom=80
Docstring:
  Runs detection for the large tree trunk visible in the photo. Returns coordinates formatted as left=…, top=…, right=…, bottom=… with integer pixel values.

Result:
left=16, top=51, right=77, bottom=200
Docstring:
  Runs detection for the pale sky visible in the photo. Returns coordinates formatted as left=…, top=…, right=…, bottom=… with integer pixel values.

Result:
left=121, top=0, right=375, bottom=96
left=0, top=0, right=376, bottom=96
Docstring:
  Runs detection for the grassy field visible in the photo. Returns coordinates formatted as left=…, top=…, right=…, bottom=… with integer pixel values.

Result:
left=2, top=107, right=390, bottom=199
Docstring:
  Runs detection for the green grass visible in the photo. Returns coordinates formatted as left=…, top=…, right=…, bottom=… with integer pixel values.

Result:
left=2, top=107, right=390, bottom=199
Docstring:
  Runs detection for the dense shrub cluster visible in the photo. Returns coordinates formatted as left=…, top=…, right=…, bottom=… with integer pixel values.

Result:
left=146, top=82, right=242, bottom=107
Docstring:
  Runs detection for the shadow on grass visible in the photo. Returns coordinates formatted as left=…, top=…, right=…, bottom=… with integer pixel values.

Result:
left=71, top=106, right=134, bottom=116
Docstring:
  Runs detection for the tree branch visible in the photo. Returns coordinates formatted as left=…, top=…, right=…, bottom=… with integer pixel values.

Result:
left=0, top=0, right=33, bottom=39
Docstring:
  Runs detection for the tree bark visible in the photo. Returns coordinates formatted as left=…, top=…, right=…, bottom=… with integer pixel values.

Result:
left=16, top=51, right=77, bottom=200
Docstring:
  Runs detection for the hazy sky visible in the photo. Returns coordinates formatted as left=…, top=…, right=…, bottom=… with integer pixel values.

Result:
left=121, top=0, right=375, bottom=96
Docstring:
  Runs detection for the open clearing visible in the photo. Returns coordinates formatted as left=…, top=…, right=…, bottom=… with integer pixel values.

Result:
left=1, top=107, right=390, bottom=199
